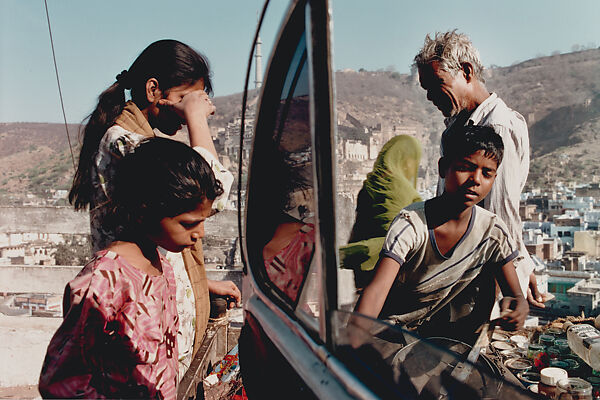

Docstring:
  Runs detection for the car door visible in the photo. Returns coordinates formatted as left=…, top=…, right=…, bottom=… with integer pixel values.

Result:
left=238, top=1, right=537, bottom=399
left=238, top=1, right=353, bottom=398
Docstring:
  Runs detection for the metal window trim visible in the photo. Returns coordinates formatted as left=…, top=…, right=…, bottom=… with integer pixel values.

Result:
left=245, top=292, right=379, bottom=400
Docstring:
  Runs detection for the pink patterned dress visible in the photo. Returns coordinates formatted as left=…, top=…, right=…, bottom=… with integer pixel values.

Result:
left=263, top=224, right=315, bottom=303
left=39, top=250, right=179, bottom=399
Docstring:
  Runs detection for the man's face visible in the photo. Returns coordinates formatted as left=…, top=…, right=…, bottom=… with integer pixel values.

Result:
left=442, top=150, right=498, bottom=208
left=418, top=61, right=469, bottom=118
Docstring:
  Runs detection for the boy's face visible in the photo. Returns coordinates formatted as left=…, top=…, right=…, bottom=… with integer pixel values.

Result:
left=148, top=198, right=214, bottom=253
left=441, top=150, right=498, bottom=207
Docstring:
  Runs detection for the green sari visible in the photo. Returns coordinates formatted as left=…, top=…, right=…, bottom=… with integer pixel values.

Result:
left=340, top=135, right=422, bottom=287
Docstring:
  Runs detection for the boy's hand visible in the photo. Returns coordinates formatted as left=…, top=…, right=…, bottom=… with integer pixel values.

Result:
left=208, top=280, right=241, bottom=308
left=498, top=296, right=528, bottom=331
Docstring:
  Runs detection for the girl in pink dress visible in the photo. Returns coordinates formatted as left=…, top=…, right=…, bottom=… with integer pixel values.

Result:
left=39, top=138, right=224, bottom=399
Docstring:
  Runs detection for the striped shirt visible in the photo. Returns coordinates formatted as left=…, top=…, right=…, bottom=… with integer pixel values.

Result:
left=379, top=201, right=518, bottom=328
left=437, top=93, right=533, bottom=297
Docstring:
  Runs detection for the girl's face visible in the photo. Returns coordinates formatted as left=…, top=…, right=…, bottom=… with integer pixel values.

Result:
left=148, top=198, right=214, bottom=253
left=148, top=79, right=205, bottom=135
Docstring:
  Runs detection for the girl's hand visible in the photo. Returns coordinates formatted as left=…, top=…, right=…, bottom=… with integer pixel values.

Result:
left=208, top=280, right=241, bottom=308
left=158, top=90, right=216, bottom=122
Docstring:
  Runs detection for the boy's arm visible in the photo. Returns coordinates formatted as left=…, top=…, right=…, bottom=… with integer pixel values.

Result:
left=355, top=257, right=401, bottom=319
left=348, top=257, right=400, bottom=348
left=495, top=260, right=529, bottom=330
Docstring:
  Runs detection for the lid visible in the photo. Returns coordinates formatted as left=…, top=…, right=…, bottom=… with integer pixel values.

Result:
left=510, top=335, right=528, bottom=346
left=564, top=358, right=580, bottom=370
left=528, top=343, right=545, bottom=350
left=500, top=349, right=520, bottom=359
left=505, top=357, right=533, bottom=371
left=586, top=376, right=600, bottom=386
left=541, top=367, right=569, bottom=386
left=539, top=334, right=555, bottom=345
left=492, top=332, right=509, bottom=341
left=550, top=360, right=569, bottom=369
left=554, top=339, right=570, bottom=352
left=492, top=341, right=517, bottom=351
left=557, top=378, right=592, bottom=394
left=547, top=346, right=562, bottom=357
left=529, top=384, right=539, bottom=393
left=518, top=371, right=541, bottom=384
left=546, top=327, right=564, bottom=336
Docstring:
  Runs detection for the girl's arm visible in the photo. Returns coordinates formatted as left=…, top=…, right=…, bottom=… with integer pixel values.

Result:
left=495, top=260, right=529, bottom=330
left=158, top=89, right=217, bottom=157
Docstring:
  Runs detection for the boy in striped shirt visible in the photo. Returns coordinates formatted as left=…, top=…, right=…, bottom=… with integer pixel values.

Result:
left=355, top=125, right=528, bottom=340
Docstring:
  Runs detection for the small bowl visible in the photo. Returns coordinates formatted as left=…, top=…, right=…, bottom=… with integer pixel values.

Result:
left=492, top=341, right=517, bottom=351
left=505, top=357, right=533, bottom=373
left=500, top=349, right=521, bottom=359
left=518, top=370, right=541, bottom=385
left=510, top=334, right=528, bottom=346
left=492, top=332, right=509, bottom=342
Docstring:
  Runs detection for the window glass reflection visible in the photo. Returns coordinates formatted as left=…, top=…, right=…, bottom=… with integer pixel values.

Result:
left=250, top=30, right=316, bottom=306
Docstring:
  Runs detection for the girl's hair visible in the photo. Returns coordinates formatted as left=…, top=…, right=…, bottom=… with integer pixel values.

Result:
left=442, top=124, right=504, bottom=165
left=109, top=137, right=223, bottom=235
left=69, top=39, right=213, bottom=210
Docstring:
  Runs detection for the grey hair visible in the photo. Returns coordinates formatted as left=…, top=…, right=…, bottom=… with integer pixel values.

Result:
left=413, top=30, right=485, bottom=83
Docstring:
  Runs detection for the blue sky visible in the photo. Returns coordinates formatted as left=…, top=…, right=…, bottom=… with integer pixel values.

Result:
left=1, top=0, right=598, bottom=123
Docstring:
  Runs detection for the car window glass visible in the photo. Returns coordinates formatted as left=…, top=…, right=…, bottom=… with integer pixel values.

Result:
left=331, top=310, right=536, bottom=399
left=245, top=7, right=317, bottom=310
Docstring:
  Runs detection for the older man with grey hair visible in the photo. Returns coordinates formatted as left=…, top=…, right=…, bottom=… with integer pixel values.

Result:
left=414, top=30, right=550, bottom=311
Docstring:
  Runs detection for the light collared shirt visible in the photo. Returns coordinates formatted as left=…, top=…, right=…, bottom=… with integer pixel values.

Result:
left=437, top=93, right=533, bottom=298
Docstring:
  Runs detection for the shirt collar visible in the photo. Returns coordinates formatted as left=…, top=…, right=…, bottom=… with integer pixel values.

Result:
left=468, top=92, right=497, bottom=124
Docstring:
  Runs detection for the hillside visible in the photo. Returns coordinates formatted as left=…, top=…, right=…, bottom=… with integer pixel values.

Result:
left=0, top=48, right=599, bottom=200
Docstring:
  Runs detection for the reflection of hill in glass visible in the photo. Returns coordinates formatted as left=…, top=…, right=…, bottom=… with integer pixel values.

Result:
left=276, top=95, right=311, bottom=153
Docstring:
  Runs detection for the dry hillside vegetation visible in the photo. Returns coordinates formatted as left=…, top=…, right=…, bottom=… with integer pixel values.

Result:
left=0, top=49, right=598, bottom=198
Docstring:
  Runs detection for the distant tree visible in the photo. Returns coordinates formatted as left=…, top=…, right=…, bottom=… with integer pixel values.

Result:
left=358, top=68, right=366, bottom=73
left=390, top=71, right=401, bottom=80
left=54, top=240, right=91, bottom=266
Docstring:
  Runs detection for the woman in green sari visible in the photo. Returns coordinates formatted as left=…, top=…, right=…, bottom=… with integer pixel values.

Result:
left=341, top=135, right=422, bottom=289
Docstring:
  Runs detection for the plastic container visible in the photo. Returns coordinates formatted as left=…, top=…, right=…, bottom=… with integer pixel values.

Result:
left=557, top=377, right=592, bottom=399
left=548, top=327, right=567, bottom=339
left=551, top=360, right=571, bottom=369
left=584, top=376, right=600, bottom=400
left=541, top=334, right=557, bottom=347
left=564, top=322, right=600, bottom=371
left=555, top=339, right=571, bottom=355
left=548, top=346, right=563, bottom=359
left=540, top=367, right=569, bottom=399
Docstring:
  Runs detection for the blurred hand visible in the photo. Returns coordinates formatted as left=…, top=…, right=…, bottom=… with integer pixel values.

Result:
left=498, top=296, right=529, bottom=331
left=527, top=273, right=554, bottom=308
left=208, top=280, right=241, bottom=309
